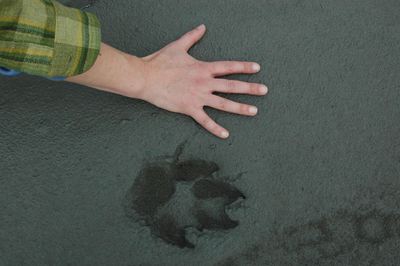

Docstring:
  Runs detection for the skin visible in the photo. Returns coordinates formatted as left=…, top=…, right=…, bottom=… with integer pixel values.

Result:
left=66, top=24, right=268, bottom=139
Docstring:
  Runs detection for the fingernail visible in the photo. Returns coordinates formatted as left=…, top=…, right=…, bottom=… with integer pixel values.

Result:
left=249, top=106, right=258, bottom=115
left=260, top=85, right=268, bottom=94
left=252, top=63, right=260, bottom=72
left=197, top=24, right=205, bottom=30
left=221, top=131, right=229, bottom=138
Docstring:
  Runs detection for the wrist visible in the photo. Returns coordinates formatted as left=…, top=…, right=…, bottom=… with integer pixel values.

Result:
left=122, top=54, right=147, bottom=100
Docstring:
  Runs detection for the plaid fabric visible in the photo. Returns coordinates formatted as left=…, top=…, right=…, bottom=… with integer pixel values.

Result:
left=0, top=0, right=101, bottom=78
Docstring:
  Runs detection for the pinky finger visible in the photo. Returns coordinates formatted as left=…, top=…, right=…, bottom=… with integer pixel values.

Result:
left=192, top=110, right=230, bottom=139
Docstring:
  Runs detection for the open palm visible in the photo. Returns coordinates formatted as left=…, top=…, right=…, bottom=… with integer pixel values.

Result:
left=140, top=24, right=268, bottom=139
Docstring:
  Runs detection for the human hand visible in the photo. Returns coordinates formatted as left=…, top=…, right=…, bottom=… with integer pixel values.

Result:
left=138, top=24, right=268, bottom=139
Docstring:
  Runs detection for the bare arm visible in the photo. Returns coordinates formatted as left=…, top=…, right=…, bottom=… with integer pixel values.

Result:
left=66, top=42, right=147, bottom=99
left=66, top=24, right=268, bottom=139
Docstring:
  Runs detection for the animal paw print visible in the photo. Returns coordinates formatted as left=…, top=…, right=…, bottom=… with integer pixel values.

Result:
left=124, top=148, right=245, bottom=248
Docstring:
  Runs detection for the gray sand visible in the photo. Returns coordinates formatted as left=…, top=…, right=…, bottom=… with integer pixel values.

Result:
left=1, top=0, right=400, bottom=265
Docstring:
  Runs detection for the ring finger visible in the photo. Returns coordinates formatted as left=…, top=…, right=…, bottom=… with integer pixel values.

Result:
left=206, top=95, right=258, bottom=116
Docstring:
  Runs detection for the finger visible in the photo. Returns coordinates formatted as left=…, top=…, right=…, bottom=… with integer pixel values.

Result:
left=206, top=95, right=258, bottom=116
left=205, top=61, right=261, bottom=77
left=192, top=110, right=229, bottom=139
left=211, top=79, right=268, bottom=95
left=174, top=24, right=207, bottom=52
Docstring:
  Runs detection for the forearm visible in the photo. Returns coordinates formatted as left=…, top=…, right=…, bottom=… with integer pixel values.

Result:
left=65, top=42, right=146, bottom=99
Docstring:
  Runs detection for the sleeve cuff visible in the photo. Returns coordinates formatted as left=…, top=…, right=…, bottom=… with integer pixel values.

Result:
left=49, top=1, right=101, bottom=77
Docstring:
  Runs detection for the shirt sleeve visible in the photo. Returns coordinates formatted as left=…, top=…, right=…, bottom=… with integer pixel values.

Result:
left=0, top=0, right=101, bottom=78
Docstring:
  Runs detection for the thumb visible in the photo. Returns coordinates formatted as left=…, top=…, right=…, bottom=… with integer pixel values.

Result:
left=174, top=24, right=206, bottom=52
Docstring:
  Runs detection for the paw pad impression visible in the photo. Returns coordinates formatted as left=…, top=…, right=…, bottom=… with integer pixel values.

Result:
left=124, top=154, right=245, bottom=248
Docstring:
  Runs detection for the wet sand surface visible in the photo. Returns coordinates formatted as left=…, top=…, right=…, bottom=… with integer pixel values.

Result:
left=1, top=0, right=400, bottom=265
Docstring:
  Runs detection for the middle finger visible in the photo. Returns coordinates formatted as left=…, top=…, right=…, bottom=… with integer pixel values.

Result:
left=211, top=79, right=268, bottom=95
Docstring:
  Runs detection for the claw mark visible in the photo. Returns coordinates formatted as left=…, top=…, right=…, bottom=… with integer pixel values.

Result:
left=152, top=214, right=194, bottom=249
left=192, top=179, right=245, bottom=203
left=123, top=140, right=245, bottom=248
left=172, top=139, right=188, bottom=163
left=194, top=208, right=239, bottom=230
left=172, top=130, right=200, bottom=163
left=175, top=160, right=219, bottom=181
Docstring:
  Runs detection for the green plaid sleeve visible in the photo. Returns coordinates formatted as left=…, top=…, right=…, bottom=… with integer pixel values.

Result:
left=0, top=0, right=101, bottom=78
